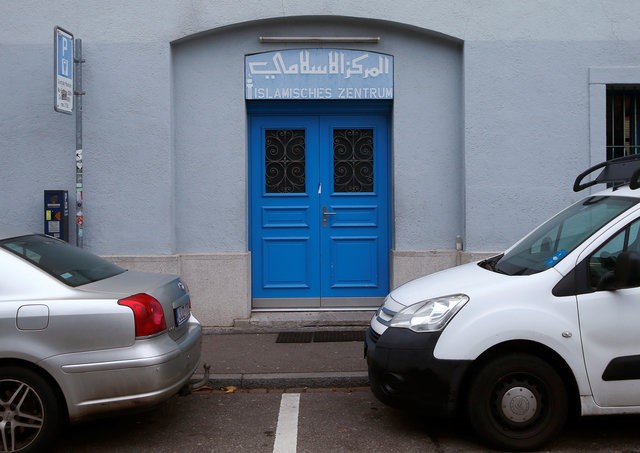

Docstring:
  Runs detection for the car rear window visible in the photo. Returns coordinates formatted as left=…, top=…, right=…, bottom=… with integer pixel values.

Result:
left=0, top=234, right=125, bottom=287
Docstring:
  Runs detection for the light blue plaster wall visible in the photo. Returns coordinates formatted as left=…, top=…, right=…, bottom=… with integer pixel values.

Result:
left=172, top=26, right=250, bottom=253
left=172, top=17, right=462, bottom=252
left=2, top=1, right=640, bottom=256
left=82, top=42, right=174, bottom=254
left=464, top=40, right=640, bottom=250
left=1, top=6, right=178, bottom=255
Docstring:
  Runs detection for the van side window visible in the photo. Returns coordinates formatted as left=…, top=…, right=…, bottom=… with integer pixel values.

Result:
left=589, top=219, right=640, bottom=289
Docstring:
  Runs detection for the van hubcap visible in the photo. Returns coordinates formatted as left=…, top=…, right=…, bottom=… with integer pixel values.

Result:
left=501, top=386, right=538, bottom=423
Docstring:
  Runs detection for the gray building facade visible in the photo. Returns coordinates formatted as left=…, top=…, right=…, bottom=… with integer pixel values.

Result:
left=2, top=1, right=639, bottom=326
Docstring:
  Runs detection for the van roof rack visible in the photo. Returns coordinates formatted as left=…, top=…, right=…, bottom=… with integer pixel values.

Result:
left=574, top=154, right=640, bottom=192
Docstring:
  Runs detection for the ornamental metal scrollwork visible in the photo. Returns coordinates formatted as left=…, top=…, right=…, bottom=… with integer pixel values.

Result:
left=333, top=129, right=374, bottom=192
left=265, top=129, right=306, bottom=193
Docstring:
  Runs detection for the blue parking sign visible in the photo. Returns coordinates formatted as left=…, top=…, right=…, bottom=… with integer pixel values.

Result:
left=54, top=26, right=74, bottom=114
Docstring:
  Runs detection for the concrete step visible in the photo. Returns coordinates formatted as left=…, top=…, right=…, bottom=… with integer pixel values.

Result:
left=227, top=310, right=375, bottom=332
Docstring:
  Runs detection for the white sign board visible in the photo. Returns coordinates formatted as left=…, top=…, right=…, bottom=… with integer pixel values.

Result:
left=245, top=49, right=393, bottom=100
left=54, top=26, right=74, bottom=114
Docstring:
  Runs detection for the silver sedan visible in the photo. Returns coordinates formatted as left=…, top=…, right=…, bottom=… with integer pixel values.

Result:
left=0, top=233, right=202, bottom=452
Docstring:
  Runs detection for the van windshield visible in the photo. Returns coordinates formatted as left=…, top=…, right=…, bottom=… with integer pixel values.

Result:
left=487, top=196, right=639, bottom=276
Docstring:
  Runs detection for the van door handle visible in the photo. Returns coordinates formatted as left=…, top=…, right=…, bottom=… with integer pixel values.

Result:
left=323, top=206, right=337, bottom=228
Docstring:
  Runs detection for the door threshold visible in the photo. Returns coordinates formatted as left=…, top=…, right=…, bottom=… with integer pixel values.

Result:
left=252, top=297, right=384, bottom=310
left=233, top=309, right=375, bottom=331
left=251, top=307, right=378, bottom=312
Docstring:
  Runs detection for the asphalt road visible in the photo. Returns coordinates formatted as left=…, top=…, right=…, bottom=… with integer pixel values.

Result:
left=54, top=386, right=640, bottom=452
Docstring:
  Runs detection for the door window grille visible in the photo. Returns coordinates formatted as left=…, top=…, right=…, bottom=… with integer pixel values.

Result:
left=265, top=129, right=306, bottom=193
left=607, top=87, right=640, bottom=160
left=333, top=129, right=374, bottom=192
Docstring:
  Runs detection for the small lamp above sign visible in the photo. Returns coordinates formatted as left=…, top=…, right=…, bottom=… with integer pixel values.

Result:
left=259, top=36, right=380, bottom=43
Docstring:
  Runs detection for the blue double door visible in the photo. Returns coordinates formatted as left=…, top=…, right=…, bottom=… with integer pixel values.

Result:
left=250, top=108, right=390, bottom=309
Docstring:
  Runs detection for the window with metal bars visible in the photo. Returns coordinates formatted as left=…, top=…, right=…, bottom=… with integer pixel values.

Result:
left=607, top=87, right=640, bottom=160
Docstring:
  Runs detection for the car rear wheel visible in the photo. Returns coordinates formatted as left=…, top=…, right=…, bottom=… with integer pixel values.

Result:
left=467, top=353, right=568, bottom=452
left=0, top=366, right=63, bottom=453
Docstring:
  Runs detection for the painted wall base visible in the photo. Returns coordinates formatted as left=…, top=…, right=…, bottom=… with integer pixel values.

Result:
left=106, top=250, right=497, bottom=327
left=391, top=249, right=498, bottom=289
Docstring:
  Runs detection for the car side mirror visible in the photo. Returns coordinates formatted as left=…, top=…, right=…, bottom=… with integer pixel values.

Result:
left=606, top=251, right=640, bottom=290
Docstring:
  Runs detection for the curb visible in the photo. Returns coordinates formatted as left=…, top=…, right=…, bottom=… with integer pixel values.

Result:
left=192, top=371, right=369, bottom=389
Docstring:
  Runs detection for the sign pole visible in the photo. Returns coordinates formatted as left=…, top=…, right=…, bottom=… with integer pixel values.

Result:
left=74, top=39, right=85, bottom=247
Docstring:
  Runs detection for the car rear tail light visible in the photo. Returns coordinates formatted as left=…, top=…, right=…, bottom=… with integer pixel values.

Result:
left=118, top=293, right=167, bottom=337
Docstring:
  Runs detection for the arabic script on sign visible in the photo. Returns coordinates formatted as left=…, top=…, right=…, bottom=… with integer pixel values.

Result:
left=248, top=50, right=391, bottom=80
left=245, top=49, right=394, bottom=100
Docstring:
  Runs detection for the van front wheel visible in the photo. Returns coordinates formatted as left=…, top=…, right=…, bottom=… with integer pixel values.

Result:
left=467, top=353, right=567, bottom=452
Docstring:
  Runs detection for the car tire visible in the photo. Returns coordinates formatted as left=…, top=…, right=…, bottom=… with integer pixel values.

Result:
left=0, top=365, right=63, bottom=453
left=467, top=353, right=568, bottom=452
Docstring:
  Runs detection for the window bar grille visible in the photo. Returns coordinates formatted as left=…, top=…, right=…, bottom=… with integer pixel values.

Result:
left=607, top=87, right=640, bottom=160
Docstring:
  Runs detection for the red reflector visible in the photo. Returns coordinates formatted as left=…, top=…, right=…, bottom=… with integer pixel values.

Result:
left=118, top=293, right=167, bottom=337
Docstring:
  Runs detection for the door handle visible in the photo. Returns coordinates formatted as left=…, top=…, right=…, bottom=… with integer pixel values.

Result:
left=323, top=206, right=337, bottom=228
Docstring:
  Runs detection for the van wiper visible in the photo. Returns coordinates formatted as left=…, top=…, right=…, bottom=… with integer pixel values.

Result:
left=480, top=255, right=504, bottom=273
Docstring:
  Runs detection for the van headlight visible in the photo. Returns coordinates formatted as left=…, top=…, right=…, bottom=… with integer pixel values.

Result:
left=389, top=294, right=469, bottom=332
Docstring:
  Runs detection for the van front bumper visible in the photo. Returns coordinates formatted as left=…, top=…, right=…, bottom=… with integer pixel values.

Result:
left=365, top=326, right=471, bottom=416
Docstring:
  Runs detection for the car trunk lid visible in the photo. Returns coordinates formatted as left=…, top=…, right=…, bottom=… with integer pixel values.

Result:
left=79, top=270, right=192, bottom=339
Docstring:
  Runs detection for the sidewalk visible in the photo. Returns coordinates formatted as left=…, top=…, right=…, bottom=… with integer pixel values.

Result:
left=192, top=312, right=373, bottom=390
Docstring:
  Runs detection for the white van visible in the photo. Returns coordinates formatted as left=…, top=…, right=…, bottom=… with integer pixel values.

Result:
left=365, top=155, right=640, bottom=451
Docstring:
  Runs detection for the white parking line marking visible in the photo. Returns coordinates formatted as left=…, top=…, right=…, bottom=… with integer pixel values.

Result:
left=273, top=393, right=300, bottom=453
